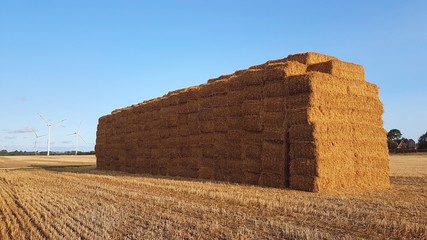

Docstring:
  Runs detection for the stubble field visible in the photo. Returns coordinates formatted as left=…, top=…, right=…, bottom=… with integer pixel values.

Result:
left=0, top=154, right=426, bottom=239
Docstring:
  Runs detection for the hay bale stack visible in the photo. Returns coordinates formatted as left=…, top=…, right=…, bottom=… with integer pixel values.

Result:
left=96, top=52, right=389, bottom=192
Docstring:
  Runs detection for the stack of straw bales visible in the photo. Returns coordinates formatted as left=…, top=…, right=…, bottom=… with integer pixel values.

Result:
left=96, top=52, right=389, bottom=192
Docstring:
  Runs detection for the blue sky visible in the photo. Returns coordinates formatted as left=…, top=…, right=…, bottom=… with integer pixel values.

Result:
left=0, top=1, right=426, bottom=152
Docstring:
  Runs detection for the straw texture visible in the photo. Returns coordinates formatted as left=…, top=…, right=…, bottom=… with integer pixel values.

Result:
left=96, top=52, right=389, bottom=192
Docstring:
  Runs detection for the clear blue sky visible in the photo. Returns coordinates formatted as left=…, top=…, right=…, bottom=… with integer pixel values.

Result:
left=0, top=1, right=426, bottom=152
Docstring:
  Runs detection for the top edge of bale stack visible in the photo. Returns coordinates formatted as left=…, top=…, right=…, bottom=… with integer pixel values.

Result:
left=110, top=52, right=364, bottom=115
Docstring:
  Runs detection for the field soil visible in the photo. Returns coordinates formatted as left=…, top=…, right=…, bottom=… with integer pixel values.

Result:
left=0, top=154, right=426, bottom=239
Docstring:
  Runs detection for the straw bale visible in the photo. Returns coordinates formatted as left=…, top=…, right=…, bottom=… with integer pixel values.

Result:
left=242, top=158, right=261, bottom=173
left=286, top=93, right=310, bottom=111
left=214, top=119, right=228, bottom=133
left=282, top=108, right=306, bottom=127
left=309, top=91, right=384, bottom=113
left=228, top=172, right=245, bottom=183
left=287, top=52, right=338, bottom=65
left=262, top=65, right=287, bottom=82
left=289, top=175, right=317, bottom=192
left=307, top=107, right=383, bottom=125
left=245, top=85, right=263, bottom=100
left=199, top=95, right=228, bottom=108
left=263, top=81, right=286, bottom=98
left=227, top=92, right=244, bottom=106
left=262, top=126, right=286, bottom=143
left=290, top=158, right=317, bottom=176
left=289, top=142, right=315, bottom=159
left=242, top=100, right=262, bottom=115
left=198, top=80, right=228, bottom=98
left=262, top=112, right=286, bottom=128
left=307, top=60, right=365, bottom=81
left=228, top=76, right=246, bottom=91
left=198, top=167, right=216, bottom=179
left=199, top=109, right=214, bottom=121
left=261, top=141, right=286, bottom=172
left=236, top=69, right=263, bottom=86
left=212, top=107, right=229, bottom=118
left=227, top=158, right=243, bottom=172
left=243, top=172, right=260, bottom=185
left=242, top=141, right=262, bottom=160
left=202, top=145, right=216, bottom=159
left=243, top=115, right=263, bottom=132
left=199, top=121, right=215, bottom=133
left=288, top=124, right=313, bottom=142
left=227, top=117, right=243, bottom=130
left=283, top=61, right=308, bottom=76
left=259, top=171, right=285, bottom=188
left=207, top=73, right=234, bottom=83
left=263, top=97, right=285, bottom=112
left=303, top=72, right=380, bottom=99
left=177, top=114, right=188, bottom=125
left=174, top=88, right=199, bottom=104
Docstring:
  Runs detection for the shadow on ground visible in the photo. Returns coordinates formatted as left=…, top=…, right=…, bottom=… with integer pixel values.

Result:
left=34, top=165, right=427, bottom=189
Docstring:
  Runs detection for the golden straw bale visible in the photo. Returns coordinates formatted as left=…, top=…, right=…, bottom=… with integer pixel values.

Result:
left=198, top=80, right=228, bottom=98
left=286, top=52, right=338, bottom=65
left=307, top=60, right=365, bottom=81
left=207, top=73, right=235, bottom=83
left=236, top=69, right=263, bottom=86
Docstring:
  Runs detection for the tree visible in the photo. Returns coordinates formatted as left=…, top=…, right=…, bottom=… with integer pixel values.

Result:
left=418, top=132, right=427, bottom=149
left=387, top=129, right=402, bottom=141
left=387, top=139, right=398, bottom=151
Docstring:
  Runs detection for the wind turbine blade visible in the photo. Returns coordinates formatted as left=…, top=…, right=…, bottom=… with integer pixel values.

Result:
left=67, top=133, right=77, bottom=136
left=32, top=129, right=38, bottom=137
left=52, top=119, right=66, bottom=127
left=38, top=113, right=49, bottom=124
left=78, top=134, right=87, bottom=144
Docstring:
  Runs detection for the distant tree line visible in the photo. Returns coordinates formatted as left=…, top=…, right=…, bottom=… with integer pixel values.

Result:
left=0, top=150, right=95, bottom=156
left=387, top=129, right=427, bottom=152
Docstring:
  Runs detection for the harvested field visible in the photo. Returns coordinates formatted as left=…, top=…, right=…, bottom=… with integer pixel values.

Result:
left=0, top=154, right=426, bottom=239
left=0, top=155, right=95, bottom=169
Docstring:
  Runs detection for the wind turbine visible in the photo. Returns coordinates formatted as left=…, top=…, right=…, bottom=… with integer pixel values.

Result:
left=38, top=114, right=65, bottom=156
left=68, top=127, right=87, bottom=155
left=32, top=129, right=46, bottom=155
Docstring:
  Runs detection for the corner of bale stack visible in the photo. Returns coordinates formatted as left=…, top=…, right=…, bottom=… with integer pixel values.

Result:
left=286, top=58, right=390, bottom=193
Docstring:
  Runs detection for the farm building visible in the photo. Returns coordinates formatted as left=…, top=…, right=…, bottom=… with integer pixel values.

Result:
left=96, top=52, right=390, bottom=192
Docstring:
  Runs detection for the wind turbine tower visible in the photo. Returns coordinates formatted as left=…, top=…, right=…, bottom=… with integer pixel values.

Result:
left=68, top=128, right=86, bottom=155
left=32, top=129, right=46, bottom=155
left=38, top=114, right=65, bottom=156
